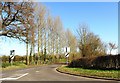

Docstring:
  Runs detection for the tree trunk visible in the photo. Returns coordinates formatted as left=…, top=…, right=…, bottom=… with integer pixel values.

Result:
left=37, top=27, right=40, bottom=64
left=44, top=28, right=46, bottom=61
left=26, top=41, right=29, bottom=65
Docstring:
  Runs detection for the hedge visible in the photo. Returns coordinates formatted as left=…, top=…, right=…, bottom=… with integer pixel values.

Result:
left=69, top=54, right=120, bottom=70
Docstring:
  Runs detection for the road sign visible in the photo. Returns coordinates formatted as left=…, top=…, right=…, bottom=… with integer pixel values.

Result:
left=64, top=47, right=70, bottom=53
left=65, top=53, right=69, bottom=57
left=10, top=50, right=15, bottom=59
left=64, top=47, right=70, bottom=65
left=10, top=50, right=15, bottom=65
left=10, top=50, right=15, bottom=55
left=10, top=55, right=14, bottom=59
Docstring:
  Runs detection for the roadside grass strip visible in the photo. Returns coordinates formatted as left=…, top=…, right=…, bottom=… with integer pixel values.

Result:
left=57, top=65, right=120, bottom=80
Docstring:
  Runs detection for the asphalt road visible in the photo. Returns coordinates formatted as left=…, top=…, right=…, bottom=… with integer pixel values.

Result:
left=0, top=64, right=118, bottom=82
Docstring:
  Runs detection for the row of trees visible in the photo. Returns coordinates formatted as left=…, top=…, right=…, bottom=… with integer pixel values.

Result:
left=0, top=2, right=77, bottom=65
left=0, top=2, right=117, bottom=65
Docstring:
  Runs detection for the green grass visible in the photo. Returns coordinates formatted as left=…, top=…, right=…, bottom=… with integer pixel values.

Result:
left=57, top=65, right=120, bottom=79
left=1, top=62, right=27, bottom=71
left=1, top=62, right=49, bottom=71
left=58, top=59, right=66, bottom=63
left=2, top=64, right=27, bottom=71
left=2, top=62, right=26, bottom=68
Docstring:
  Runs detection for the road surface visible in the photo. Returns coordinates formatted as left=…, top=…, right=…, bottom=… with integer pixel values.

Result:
left=0, top=64, right=118, bottom=82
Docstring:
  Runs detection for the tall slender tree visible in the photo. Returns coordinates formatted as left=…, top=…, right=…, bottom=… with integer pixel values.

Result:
left=65, top=29, right=77, bottom=53
left=35, top=3, right=47, bottom=63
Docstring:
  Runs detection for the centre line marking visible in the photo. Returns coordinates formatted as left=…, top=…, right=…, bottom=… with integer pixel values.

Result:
left=36, top=71, right=39, bottom=72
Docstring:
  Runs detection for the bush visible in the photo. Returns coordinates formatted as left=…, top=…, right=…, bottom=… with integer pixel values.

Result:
left=92, top=55, right=120, bottom=69
left=2, top=63, right=11, bottom=68
left=69, top=54, right=120, bottom=70
left=2, top=55, right=9, bottom=63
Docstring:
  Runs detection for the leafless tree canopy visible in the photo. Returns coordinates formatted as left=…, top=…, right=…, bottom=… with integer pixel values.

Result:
left=66, top=28, right=77, bottom=53
left=0, top=2, right=109, bottom=65
left=108, top=42, right=117, bottom=55
left=77, top=23, right=106, bottom=57
left=0, top=2, right=34, bottom=42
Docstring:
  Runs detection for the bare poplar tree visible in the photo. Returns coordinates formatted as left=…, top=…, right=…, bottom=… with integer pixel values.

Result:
left=66, top=29, right=77, bottom=53
left=47, top=14, right=53, bottom=54
left=34, top=3, right=46, bottom=63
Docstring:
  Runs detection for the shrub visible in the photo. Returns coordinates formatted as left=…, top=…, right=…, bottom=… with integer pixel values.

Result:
left=92, top=55, right=120, bottom=69
left=2, top=63, right=11, bottom=68
left=2, top=55, right=9, bottom=63
left=69, top=54, right=120, bottom=70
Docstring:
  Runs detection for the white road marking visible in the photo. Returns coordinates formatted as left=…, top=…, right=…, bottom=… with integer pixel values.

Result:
left=36, top=71, right=39, bottom=72
left=0, top=73, right=28, bottom=80
left=0, top=78, right=17, bottom=80
left=17, top=73, right=29, bottom=79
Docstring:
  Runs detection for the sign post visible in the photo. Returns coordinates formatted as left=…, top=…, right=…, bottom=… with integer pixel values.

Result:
left=64, top=47, right=70, bottom=65
left=10, top=50, right=15, bottom=65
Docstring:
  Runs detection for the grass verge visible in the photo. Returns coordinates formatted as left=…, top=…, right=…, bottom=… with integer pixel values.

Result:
left=57, top=65, right=120, bottom=80
left=1, top=63, right=27, bottom=71
left=1, top=62, right=49, bottom=71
